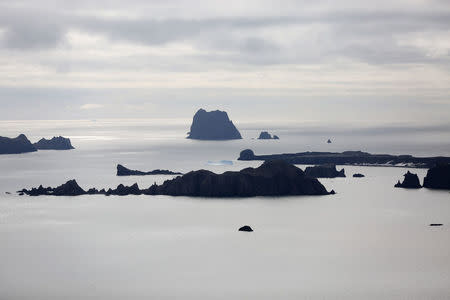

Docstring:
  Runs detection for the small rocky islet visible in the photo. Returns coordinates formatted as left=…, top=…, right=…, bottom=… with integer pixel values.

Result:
left=257, top=131, right=279, bottom=140
left=19, top=160, right=334, bottom=197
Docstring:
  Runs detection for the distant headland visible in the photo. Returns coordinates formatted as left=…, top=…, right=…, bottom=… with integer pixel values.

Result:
left=238, top=149, right=450, bottom=168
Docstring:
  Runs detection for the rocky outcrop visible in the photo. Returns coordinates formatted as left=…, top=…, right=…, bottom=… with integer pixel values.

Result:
left=327, top=139, right=332, bottom=144
left=117, top=164, right=182, bottom=176
left=0, top=134, right=37, bottom=154
left=353, top=173, right=365, bottom=178
left=238, top=149, right=450, bottom=168
left=19, top=161, right=333, bottom=197
left=304, top=165, right=345, bottom=178
left=258, top=131, right=279, bottom=140
left=423, top=164, right=450, bottom=190
left=239, top=225, right=253, bottom=232
left=394, top=171, right=422, bottom=188
left=147, top=160, right=331, bottom=197
left=34, top=136, right=74, bottom=150
left=187, top=109, right=242, bottom=140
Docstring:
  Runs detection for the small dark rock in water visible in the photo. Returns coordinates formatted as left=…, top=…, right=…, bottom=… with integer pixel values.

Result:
left=329, top=189, right=336, bottom=194
left=353, top=173, right=365, bottom=178
left=239, top=225, right=253, bottom=232
left=34, top=136, right=74, bottom=150
left=0, top=134, right=37, bottom=154
left=429, top=224, right=443, bottom=226
left=394, top=171, right=422, bottom=189
left=305, top=164, right=345, bottom=178
left=327, top=139, right=332, bottom=143
left=117, top=164, right=182, bottom=176
left=258, top=131, right=279, bottom=140
left=187, top=108, right=242, bottom=140
left=5, top=192, right=11, bottom=194
left=423, top=163, right=450, bottom=190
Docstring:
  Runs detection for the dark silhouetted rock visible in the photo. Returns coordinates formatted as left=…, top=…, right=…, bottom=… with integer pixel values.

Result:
left=327, top=139, right=332, bottom=143
left=187, top=109, right=242, bottom=140
left=394, top=171, right=421, bottom=189
left=239, top=225, right=253, bottom=232
left=117, top=164, right=182, bottom=176
left=0, top=134, right=37, bottom=154
left=329, top=189, right=336, bottom=194
left=34, top=136, right=74, bottom=150
left=353, top=173, right=365, bottom=178
left=146, top=160, right=332, bottom=197
left=305, top=165, right=345, bottom=178
left=429, top=223, right=443, bottom=226
left=19, top=161, right=334, bottom=198
left=258, top=131, right=279, bottom=140
left=423, top=164, right=450, bottom=190
left=238, top=149, right=450, bottom=168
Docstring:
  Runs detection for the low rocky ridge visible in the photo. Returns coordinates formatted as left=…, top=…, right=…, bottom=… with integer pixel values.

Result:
left=34, top=136, right=74, bottom=150
left=258, top=131, right=279, bottom=140
left=423, top=164, right=450, bottom=189
left=304, top=165, right=345, bottom=178
left=353, top=173, right=365, bottom=178
left=239, top=225, right=253, bottom=232
left=0, top=134, right=37, bottom=154
left=187, top=109, right=242, bottom=140
left=19, top=160, right=333, bottom=197
left=394, top=171, right=422, bottom=188
left=238, top=149, right=450, bottom=168
left=117, top=164, right=182, bottom=176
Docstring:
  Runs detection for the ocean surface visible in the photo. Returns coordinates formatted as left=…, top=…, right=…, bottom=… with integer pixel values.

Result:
left=1, top=119, right=450, bottom=299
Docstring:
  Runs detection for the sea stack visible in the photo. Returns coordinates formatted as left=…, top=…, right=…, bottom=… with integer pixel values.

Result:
left=0, top=134, right=37, bottom=154
left=187, top=109, right=242, bottom=140
left=394, top=171, right=422, bottom=188
left=423, top=164, right=450, bottom=190
left=34, top=136, right=74, bottom=150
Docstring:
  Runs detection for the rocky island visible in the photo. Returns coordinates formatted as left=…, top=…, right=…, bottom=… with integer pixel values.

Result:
left=304, top=165, right=346, bottom=178
left=34, top=136, right=74, bottom=150
left=258, top=131, right=279, bottom=140
left=187, top=109, right=242, bottom=140
left=117, top=164, right=183, bottom=176
left=19, top=160, right=334, bottom=197
left=423, top=164, right=450, bottom=190
left=394, top=171, right=422, bottom=188
left=238, top=149, right=450, bottom=168
left=0, top=134, right=37, bottom=154
left=353, top=173, right=365, bottom=178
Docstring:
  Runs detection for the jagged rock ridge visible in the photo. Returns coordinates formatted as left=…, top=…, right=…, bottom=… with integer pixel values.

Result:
left=19, top=161, right=333, bottom=197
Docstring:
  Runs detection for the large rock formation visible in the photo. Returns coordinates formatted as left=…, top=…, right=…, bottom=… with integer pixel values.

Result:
left=238, top=149, right=450, bottom=168
left=187, top=109, right=242, bottom=140
left=304, top=165, right=345, bottom=178
left=258, top=131, right=279, bottom=140
left=117, top=164, right=182, bottom=176
left=423, top=164, right=450, bottom=190
left=0, top=134, right=37, bottom=154
left=147, top=160, right=331, bottom=197
left=394, top=171, right=422, bottom=188
left=19, top=161, right=333, bottom=197
left=34, top=136, right=74, bottom=150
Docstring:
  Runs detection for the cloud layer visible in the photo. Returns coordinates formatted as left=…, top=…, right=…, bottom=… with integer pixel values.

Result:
left=0, top=0, right=449, bottom=122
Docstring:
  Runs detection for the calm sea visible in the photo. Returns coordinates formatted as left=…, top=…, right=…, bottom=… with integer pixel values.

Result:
left=1, top=119, right=450, bottom=299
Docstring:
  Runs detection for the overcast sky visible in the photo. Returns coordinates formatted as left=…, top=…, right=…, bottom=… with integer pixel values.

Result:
left=0, top=0, right=449, bottom=124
